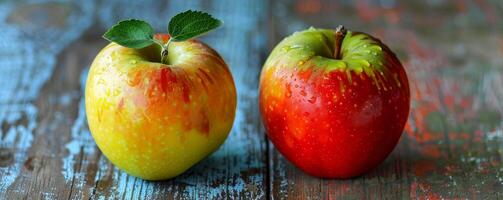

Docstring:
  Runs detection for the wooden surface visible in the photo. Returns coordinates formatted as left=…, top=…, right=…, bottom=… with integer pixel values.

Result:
left=0, top=0, right=502, bottom=199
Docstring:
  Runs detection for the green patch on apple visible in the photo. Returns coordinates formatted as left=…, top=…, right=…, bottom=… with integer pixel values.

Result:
left=265, top=26, right=387, bottom=78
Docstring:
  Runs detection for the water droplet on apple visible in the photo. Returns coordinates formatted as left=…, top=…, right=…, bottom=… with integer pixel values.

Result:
left=361, top=60, right=370, bottom=67
left=95, top=66, right=106, bottom=75
left=97, top=78, right=106, bottom=85
left=308, top=96, right=317, bottom=104
left=112, top=88, right=121, bottom=97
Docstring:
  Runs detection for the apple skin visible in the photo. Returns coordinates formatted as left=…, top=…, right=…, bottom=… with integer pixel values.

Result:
left=259, top=28, right=410, bottom=178
left=85, top=34, right=236, bottom=180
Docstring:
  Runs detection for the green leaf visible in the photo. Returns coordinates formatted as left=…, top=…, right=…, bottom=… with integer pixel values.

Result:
left=168, top=10, right=222, bottom=42
left=103, top=19, right=154, bottom=49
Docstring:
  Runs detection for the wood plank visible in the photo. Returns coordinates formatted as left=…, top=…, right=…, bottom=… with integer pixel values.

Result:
left=0, top=0, right=270, bottom=199
left=268, top=0, right=503, bottom=199
left=0, top=1, right=95, bottom=199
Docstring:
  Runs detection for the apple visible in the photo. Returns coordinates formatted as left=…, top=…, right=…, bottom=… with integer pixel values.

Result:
left=85, top=33, right=236, bottom=180
left=259, top=26, right=410, bottom=178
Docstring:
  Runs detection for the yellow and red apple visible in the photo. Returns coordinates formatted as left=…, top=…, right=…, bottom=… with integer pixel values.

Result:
left=85, top=34, right=236, bottom=180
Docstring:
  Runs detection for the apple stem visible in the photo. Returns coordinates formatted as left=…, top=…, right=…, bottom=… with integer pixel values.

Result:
left=158, top=38, right=172, bottom=65
left=334, top=25, right=347, bottom=59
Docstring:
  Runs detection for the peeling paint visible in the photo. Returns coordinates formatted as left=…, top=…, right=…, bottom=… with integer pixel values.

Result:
left=62, top=69, right=95, bottom=181
left=0, top=0, right=94, bottom=196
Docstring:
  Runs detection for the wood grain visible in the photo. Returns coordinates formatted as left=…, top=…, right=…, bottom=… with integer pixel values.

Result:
left=0, top=0, right=501, bottom=199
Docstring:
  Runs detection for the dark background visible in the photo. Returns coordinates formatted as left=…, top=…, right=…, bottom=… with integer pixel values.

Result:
left=0, top=0, right=502, bottom=199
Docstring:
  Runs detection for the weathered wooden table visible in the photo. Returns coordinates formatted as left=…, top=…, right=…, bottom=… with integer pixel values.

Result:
left=0, top=0, right=502, bottom=199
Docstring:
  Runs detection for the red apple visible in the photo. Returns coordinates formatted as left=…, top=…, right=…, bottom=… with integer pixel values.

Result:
left=259, top=26, right=410, bottom=178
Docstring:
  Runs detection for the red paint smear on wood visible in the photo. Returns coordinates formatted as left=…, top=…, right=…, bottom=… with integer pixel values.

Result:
left=420, top=145, right=443, bottom=158
left=353, top=0, right=403, bottom=24
left=413, top=160, right=436, bottom=176
left=410, top=181, right=443, bottom=200
left=295, top=0, right=321, bottom=14
left=355, top=0, right=379, bottom=22
left=454, top=0, right=467, bottom=12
